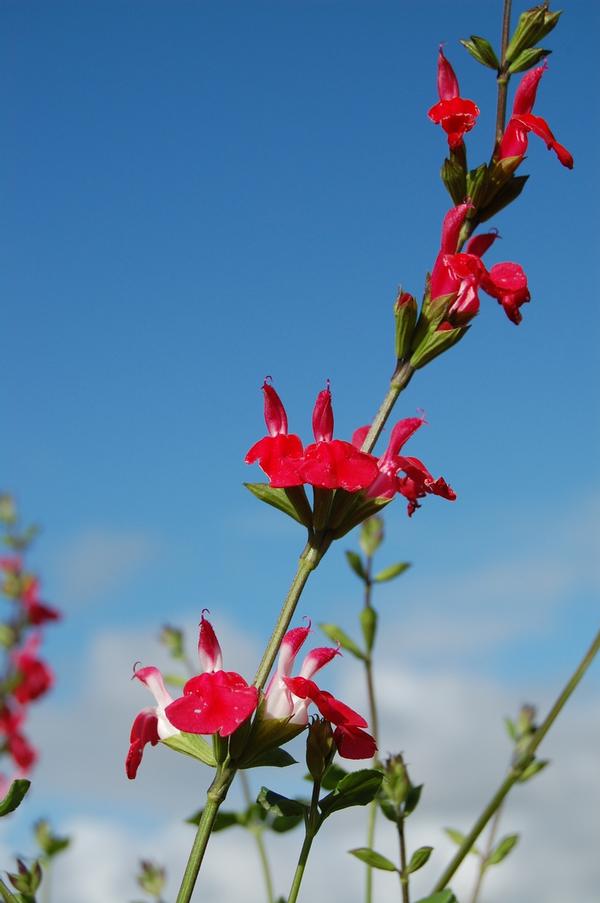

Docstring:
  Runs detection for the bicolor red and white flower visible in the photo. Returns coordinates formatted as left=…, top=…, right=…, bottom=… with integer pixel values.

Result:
left=127, top=613, right=260, bottom=779
left=264, top=621, right=376, bottom=759
left=428, top=47, right=479, bottom=149
left=498, top=64, right=573, bottom=169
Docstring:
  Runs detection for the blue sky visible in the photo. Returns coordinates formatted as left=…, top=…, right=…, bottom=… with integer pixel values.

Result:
left=0, top=1, right=598, bottom=899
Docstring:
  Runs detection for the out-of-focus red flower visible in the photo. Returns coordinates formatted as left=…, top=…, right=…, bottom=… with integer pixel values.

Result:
left=11, top=635, right=53, bottom=704
left=21, top=579, right=61, bottom=626
left=428, top=47, right=479, bottom=149
left=498, top=65, right=573, bottom=169
left=0, top=704, right=37, bottom=774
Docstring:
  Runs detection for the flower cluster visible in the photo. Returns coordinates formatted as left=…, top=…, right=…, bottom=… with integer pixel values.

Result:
left=246, top=381, right=455, bottom=517
left=0, top=501, right=60, bottom=786
left=127, top=613, right=375, bottom=777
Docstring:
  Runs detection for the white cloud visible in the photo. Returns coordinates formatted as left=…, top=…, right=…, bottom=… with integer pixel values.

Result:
left=53, top=528, right=158, bottom=606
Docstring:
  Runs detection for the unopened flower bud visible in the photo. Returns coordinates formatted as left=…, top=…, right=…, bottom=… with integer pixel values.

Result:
left=384, top=753, right=412, bottom=807
left=306, top=717, right=336, bottom=781
left=516, top=704, right=537, bottom=739
left=159, top=625, right=185, bottom=660
left=137, top=860, right=167, bottom=899
left=394, top=290, right=418, bottom=362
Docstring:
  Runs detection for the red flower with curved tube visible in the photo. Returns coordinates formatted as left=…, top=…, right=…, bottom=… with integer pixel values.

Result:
left=428, top=47, right=479, bottom=149
left=430, top=204, right=530, bottom=326
left=11, top=635, right=53, bottom=705
left=21, top=579, right=61, bottom=626
left=357, top=417, right=456, bottom=517
left=126, top=666, right=179, bottom=779
left=165, top=614, right=259, bottom=738
left=498, top=64, right=573, bottom=169
left=244, top=380, right=304, bottom=488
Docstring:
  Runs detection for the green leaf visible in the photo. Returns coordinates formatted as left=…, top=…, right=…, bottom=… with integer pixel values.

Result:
left=237, top=703, right=305, bottom=767
left=373, top=562, right=411, bottom=583
left=243, top=483, right=309, bottom=526
left=320, top=763, right=349, bottom=791
left=415, top=893, right=458, bottom=903
left=379, top=799, right=398, bottom=822
left=319, top=769, right=383, bottom=818
left=269, top=814, right=304, bottom=833
left=243, top=747, right=297, bottom=769
left=0, top=780, right=30, bottom=817
left=488, top=833, right=519, bottom=865
left=441, top=156, right=467, bottom=206
left=349, top=847, right=397, bottom=871
left=359, top=606, right=378, bottom=654
left=407, top=846, right=433, bottom=873
left=504, top=717, right=518, bottom=742
left=359, top=515, right=384, bottom=557
left=186, top=810, right=240, bottom=831
left=518, top=758, right=549, bottom=782
left=507, top=47, right=551, bottom=74
left=345, top=550, right=368, bottom=582
left=257, top=788, right=307, bottom=819
left=460, top=35, right=499, bottom=69
left=0, top=878, right=18, bottom=903
left=444, top=827, right=467, bottom=847
left=479, top=175, right=529, bottom=223
left=404, top=783, right=423, bottom=816
left=319, top=623, right=367, bottom=661
left=410, top=325, right=469, bottom=370
left=162, top=732, right=216, bottom=767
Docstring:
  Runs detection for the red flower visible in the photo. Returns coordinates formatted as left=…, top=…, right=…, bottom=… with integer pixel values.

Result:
left=245, top=380, right=304, bottom=488
left=165, top=614, right=259, bottom=739
left=245, top=381, right=379, bottom=493
left=431, top=204, right=531, bottom=325
left=498, top=65, right=573, bottom=169
left=300, top=386, right=379, bottom=491
left=11, top=635, right=53, bottom=704
left=264, top=621, right=376, bottom=760
left=21, top=579, right=61, bottom=626
left=358, top=417, right=456, bottom=517
left=428, top=47, right=479, bottom=150
left=0, top=705, right=37, bottom=774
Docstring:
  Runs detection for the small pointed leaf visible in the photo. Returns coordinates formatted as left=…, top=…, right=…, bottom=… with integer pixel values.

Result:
left=507, top=47, right=551, bottom=73
left=319, top=769, right=383, bottom=818
left=518, top=758, right=549, bottom=782
left=345, top=551, right=368, bottom=582
left=349, top=847, right=398, bottom=871
left=244, top=483, right=309, bottom=526
left=373, top=562, right=411, bottom=583
left=407, top=846, right=433, bottom=873
left=319, top=623, right=367, bottom=661
left=0, top=780, right=30, bottom=817
left=243, top=747, right=297, bottom=769
left=415, top=893, right=458, bottom=903
left=257, top=788, right=307, bottom=819
left=162, top=732, right=216, bottom=767
left=488, top=833, right=519, bottom=865
left=460, top=35, right=499, bottom=69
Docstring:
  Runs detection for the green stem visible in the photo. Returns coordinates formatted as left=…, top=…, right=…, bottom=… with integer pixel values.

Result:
left=398, top=817, right=410, bottom=903
left=253, top=540, right=326, bottom=690
left=360, top=363, right=414, bottom=455
left=364, top=555, right=380, bottom=903
left=287, top=781, right=321, bottom=903
left=239, top=771, right=275, bottom=903
left=495, top=0, right=513, bottom=144
left=175, top=767, right=235, bottom=903
left=469, top=805, right=503, bottom=903
left=432, top=629, right=600, bottom=893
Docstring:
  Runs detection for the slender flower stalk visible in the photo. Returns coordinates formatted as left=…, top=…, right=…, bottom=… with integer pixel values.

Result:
left=468, top=805, right=503, bottom=903
left=398, top=817, right=410, bottom=903
left=239, top=771, right=275, bottom=903
left=495, top=0, right=514, bottom=143
left=287, top=779, right=322, bottom=903
left=432, top=629, right=600, bottom=893
left=363, top=552, right=379, bottom=903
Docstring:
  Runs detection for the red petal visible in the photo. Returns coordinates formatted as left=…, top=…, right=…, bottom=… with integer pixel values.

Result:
left=439, top=203, right=474, bottom=256
left=498, top=118, right=528, bottom=160
left=262, top=381, right=288, bottom=436
left=334, top=725, right=377, bottom=760
left=126, top=710, right=160, bottom=780
left=245, top=434, right=305, bottom=487
left=312, top=386, right=334, bottom=443
left=465, top=231, right=500, bottom=259
left=436, top=47, right=459, bottom=101
left=512, top=64, right=546, bottom=116
left=167, top=671, right=258, bottom=737
left=314, top=690, right=368, bottom=728
left=301, top=441, right=378, bottom=491
left=351, top=425, right=370, bottom=450
left=198, top=613, right=223, bottom=673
